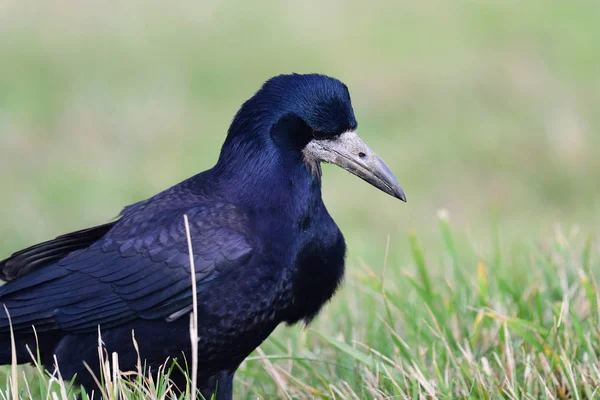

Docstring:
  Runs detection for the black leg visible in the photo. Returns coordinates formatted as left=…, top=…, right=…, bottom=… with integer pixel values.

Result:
left=199, top=370, right=235, bottom=400
left=167, top=368, right=234, bottom=400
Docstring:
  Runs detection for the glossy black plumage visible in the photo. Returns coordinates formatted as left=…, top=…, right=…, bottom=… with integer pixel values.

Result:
left=0, top=73, right=405, bottom=399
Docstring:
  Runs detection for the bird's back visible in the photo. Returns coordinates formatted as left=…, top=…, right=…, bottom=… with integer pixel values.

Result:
left=0, top=174, right=256, bottom=339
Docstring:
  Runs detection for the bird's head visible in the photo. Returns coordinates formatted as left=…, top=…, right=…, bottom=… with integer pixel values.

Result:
left=221, top=73, right=406, bottom=202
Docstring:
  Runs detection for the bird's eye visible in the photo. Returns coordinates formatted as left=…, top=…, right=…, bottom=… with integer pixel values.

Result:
left=312, top=130, right=330, bottom=140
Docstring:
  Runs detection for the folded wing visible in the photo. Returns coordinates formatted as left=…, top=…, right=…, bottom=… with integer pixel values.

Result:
left=0, top=221, right=117, bottom=282
left=0, top=203, right=253, bottom=334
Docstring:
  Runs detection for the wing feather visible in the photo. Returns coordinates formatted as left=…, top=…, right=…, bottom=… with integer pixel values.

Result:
left=0, top=221, right=116, bottom=281
left=0, top=204, right=253, bottom=335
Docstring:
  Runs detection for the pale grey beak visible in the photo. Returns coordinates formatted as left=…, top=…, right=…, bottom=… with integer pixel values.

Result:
left=304, top=131, right=406, bottom=202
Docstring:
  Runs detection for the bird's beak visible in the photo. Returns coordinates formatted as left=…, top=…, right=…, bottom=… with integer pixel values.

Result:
left=305, top=131, right=406, bottom=202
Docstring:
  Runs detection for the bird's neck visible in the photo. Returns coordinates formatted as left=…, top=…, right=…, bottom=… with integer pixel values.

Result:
left=213, top=145, right=323, bottom=214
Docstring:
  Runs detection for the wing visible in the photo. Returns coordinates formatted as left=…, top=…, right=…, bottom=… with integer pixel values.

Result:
left=0, top=221, right=117, bottom=282
left=0, top=203, right=253, bottom=334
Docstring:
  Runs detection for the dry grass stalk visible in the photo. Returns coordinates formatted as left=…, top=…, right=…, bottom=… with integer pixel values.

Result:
left=183, top=214, right=199, bottom=399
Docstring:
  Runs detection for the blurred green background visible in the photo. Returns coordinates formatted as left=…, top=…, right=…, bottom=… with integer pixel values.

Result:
left=1, top=0, right=600, bottom=397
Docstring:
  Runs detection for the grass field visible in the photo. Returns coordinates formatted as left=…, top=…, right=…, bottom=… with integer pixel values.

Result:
left=1, top=0, right=599, bottom=398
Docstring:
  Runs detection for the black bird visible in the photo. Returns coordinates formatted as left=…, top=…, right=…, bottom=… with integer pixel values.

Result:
left=0, top=73, right=406, bottom=399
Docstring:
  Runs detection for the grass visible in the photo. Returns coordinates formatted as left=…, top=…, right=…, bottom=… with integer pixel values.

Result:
left=1, top=0, right=600, bottom=398
left=1, top=214, right=598, bottom=399
left=241, top=218, right=600, bottom=399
